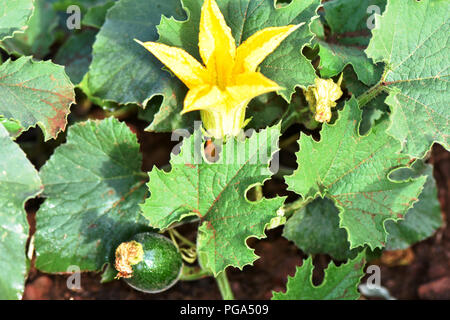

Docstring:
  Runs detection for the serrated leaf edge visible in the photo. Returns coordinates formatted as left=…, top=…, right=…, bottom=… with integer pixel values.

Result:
left=0, top=56, right=75, bottom=141
left=285, top=98, right=426, bottom=250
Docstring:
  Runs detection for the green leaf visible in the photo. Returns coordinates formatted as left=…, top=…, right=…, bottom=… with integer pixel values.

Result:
left=141, top=125, right=285, bottom=275
left=142, top=80, right=198, bottom=132
left=317, top=0, right=386, bottom=85
left=100, top=263, right=118, bottom=283
left=82, top=1, right=115, bottom=29
left=365, top=0, right=450, bottom=158
left=0, top=56, right=75, bottom=140
left=1, top=0, right=58, bottom=59
left=54, top=29, right=97, bottom=84
left=272, top=251, right=366, bottom=300
left=343, top=68, right=388, bottom=135
left=385, top=160, right=443, bottom=250
left=283, top=198, right=359, bottom=261
left=0, top=0, right=34, bottom=41
left=0, top=117, right=24, bottom=139
left=0, top=123, right=42, bottom=299
left=323, top=0, right=386, bottom=47
left=157, top=0, right=320, bottom=101
left=87, top=0, right=183, bottom=104
left=35, top=117, right=151, bottom=272
left=137, top=91, right=196, bottom=133
left=281, top=92, right=320, bottom=132
left=318, top=41, right=383, bottom=86
left=285, top=97, right=426, bottom=249
left=85, top=0, right=198, bottom=131
left=310, top=16, right=324, bottom=39
left=246, top=93, right=288, bottom=130
left=52, top=0, right=113, bottom=12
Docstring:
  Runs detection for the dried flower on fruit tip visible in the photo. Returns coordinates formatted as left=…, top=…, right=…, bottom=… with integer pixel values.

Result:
left=304, top=74, right=343, bottom=123
left=135, top=0, right=302, bottom=139
left=115, top=240, right=144, bottom=279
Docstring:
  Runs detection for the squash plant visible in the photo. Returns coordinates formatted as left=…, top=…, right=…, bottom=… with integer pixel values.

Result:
left=0, top=0, right=447, bottom=300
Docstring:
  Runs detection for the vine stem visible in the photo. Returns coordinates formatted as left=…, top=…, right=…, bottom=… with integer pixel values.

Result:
left=356, top=67, right=390, bottom=108
left=104, top=104, right=138, bottom=119
left=216, top=270, right=235, bottom=300
left=356, top=82, right=386, bottom=108
left=279, top=132, right=300, bottom=150
left=179, top=265, right=212, bottom=281
left=281, top=198, right=312, bottom=219
left=170, top=229, right=196, bottom=247
left=137, top=172, right=149, bottom=180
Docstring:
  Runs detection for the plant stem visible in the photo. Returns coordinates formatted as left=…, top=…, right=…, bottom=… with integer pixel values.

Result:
left=356, top=66, right=390, bottom=108
left=356, top=81, right=386, bottom=108
left=171, top=229, right=196, bottom=247
left=137, top=171, right=149, bottom=180
left=105, top=104, right=138, bottom=119
left=216, top=270, right=235, bottom=300
left=282, top=198, right=312, bottom=219
left=179, top=265, right=212, bottom=281
left=279, top=133, right=300, bottom=149
left=253, top=185, right=263, bottom=201
left=280, top=109, right=301, bottom=133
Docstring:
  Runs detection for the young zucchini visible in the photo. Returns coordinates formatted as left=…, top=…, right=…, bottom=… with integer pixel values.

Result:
left=115, top=232, right=182, bottom=293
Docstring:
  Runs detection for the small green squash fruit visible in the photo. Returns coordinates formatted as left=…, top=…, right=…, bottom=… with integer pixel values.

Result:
left=114, top=232, right=182, bottom=293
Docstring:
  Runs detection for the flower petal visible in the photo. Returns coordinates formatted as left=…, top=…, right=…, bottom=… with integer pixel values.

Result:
left=182, top=85, right=226, bottom=114
left=135, top=40, right=208, bottom=89
left=199, top=0, right=236, bottom=87
left=234, top=24, right=302, bottom=74
left=315, top=78, right=343, bottom=103
left=226, top=72, right=281, bottom=110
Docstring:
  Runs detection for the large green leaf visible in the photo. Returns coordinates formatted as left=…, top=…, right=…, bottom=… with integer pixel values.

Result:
left=81, top=1, right=116, bottom=29
left=385, top=160, right=443, bottom=250
left=85, top=0, right=199, bottom=131
left=284, top=161, right=443, bottom=257
left=318, top=41, right=383, bottom=86
left=157, top=0, right=319, bottom=102
left=142, top=80, right=198, bottom=132
left=54, top=29, right=97, bottom=84
left=272, top=251, right=366, bottom=300
left=343, top=68, right=388, bottom=135
left=366, top=0, right=449, bottom=158
left=141, top=125, right=284, bottom=275
left=0, top=57, right=75, bottom=140
left=285, top=98, right=426, bottom=249
left=35, top=118, right=151, bottom=272
left=51, top=0, right=113, bottom=12
left=1, top=0, right=58, bottom=59
left=246, top=93, right=288, bottom=131
left=0, top=124, right=42, bottom=300
left=283, top=198, right=359, bottom=261
left=323, top=0, right=386, bottom=47
left=87, top=0, right=183, bottom=104
left=0, top=0, right=34, bottom=41
left=316, top=0, right=385, bottom=85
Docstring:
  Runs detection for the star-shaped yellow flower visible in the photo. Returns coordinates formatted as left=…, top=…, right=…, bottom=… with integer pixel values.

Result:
left=135, top=0, right=301, bottom=138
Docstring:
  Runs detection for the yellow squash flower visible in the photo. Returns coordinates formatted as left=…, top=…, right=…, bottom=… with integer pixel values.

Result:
left=304, top=74, right=343, bottom=123
left=135, top=0, right=301, bottom=138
